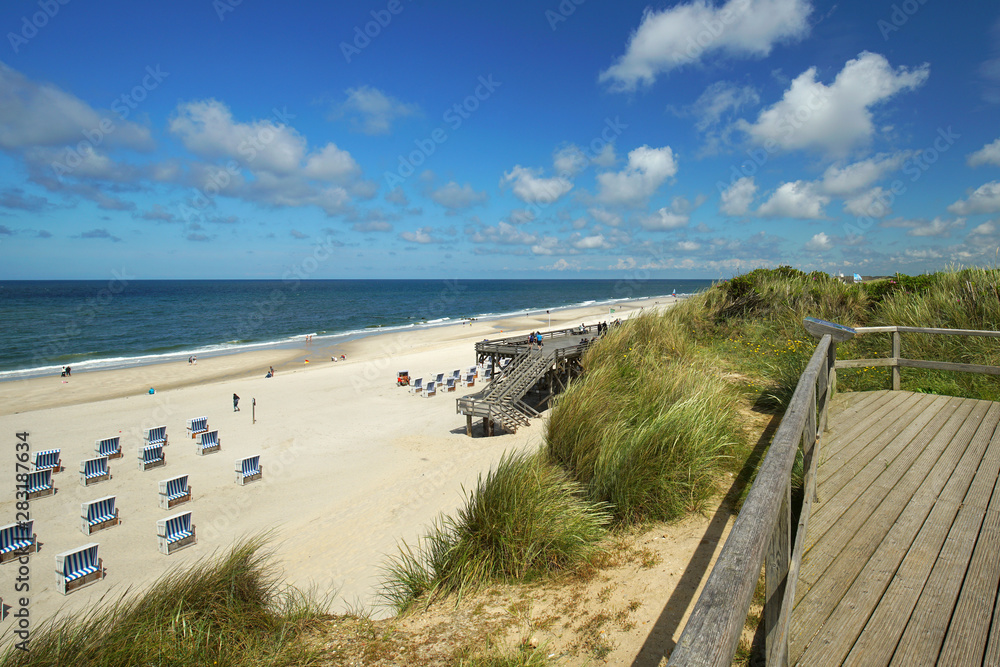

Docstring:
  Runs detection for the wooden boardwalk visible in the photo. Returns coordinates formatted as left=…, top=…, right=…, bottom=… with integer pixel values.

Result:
left=791, top=389, right=1000, bottom=666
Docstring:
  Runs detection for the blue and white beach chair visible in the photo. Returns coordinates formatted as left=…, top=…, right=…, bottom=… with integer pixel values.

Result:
left=461, top=372, right=476, bottom=387
left=186, top=416, right=209, bottom=439
left=55, top=543, right=104, bottom=594
left=25, top=469, right=54, bottom=500
left=139, top=443, right=166, bottom=471
left=158, top=474, right=192, bottom=509
left=79, top=456, right=111, bottom=486
left=446, top=378, right=457, bottom=392
left=80, top=496, right=119, bottom=535
left=143, top=425, right=168, bottom=447
left=235, top=455, right=262, bottom=485
left=408, top=377, right=423, bottom=394
left=423, top=381, right=437, bottom=397
left=95, top=436, right=122, bottom=459
left=0, top=521, right=37, bottom=563
left=157, top=511, right=196, bottom=554
left=196, top=430, right=221, bottom=455
left=33, top=449, right=62, bottom=473
left=434, top=372, right=445, bottom=385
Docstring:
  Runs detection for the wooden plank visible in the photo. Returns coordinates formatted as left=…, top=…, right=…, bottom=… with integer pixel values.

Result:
left=853, top=326, right=1000, bottom=338
left=819, top=392, right=922, bottom=478
left=790, top=398, right=979, bottom=657
left=808, top=403, right=1000, bottom=666
left=805, top=395, right=954, bottom=557
left=836, top=358, right=896, bottom=369
left=898, top=358, right=1000, bottom=377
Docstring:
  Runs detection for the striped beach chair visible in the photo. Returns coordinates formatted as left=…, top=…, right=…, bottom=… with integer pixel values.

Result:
left=235, top=455, right=262, bottom=485
left=158, top=475, right=192, bottom=509
left=186, top=416, right=209, bottom=439
left=143, top=425, right=168, bottom=447
left=139, top=443, right=166, bottom=471
left=467, top=365, right=478, bottom=378
left=33, top=449, right=62, bottom=473
left=450, top=369, right=461, bottom=382
left=80, top=496, right=119, bottom=535
left=95, top=436, right=122, bottom=459
left=55, top=543, right=104, bottom=594
left=434, top=372, right=445, bottom=385
left=79, top=456, right=111, bottom=486
left=0, top=521, right=37, bottom=563
left=408, top=377, right=423, bottom=394
left=446, top=378, right=457, bottom=392
left=461, top=372, right=476, bottom=387
left=157, top=511, right=196, bottom=555
left=423, top=381, right=437, bottom=397
left=25, top=469, right=54, bottom=500
left=196, top=430, right=221, bottom=455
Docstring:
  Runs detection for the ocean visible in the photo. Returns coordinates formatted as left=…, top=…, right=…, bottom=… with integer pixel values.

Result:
left=0, top=278, right=713, bottom=380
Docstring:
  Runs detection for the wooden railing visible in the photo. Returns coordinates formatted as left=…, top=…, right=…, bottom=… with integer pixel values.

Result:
left=667, top=334, right=836, bottom=666
left=835, top=326, right=1000, bottom=390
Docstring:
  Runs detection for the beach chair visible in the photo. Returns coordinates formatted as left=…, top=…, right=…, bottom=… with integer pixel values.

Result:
left=461, top=372, right=475, bottom=388
left=397, top=370, right=409, bottom=386
left=143, top=425, right=168, bottom=447
left=55, top=543, right=104, bottom=594
left=79, top=456, right=111, bottom=486
left=80, top=496, right=119, bottom=534
left=423, top=381, right=437, bottom=398
left=196, top=430, right=221, bottom=455
left=446, top=378, right=457, bottom=392
left=450, top=369, right=461, bottom=382
left=186, top=416, right=209, bottom=439
left=0, top=521, right=37, bottom=563
left=158, top=475, right=192, bottom=509
left=139, top=443, right=166, bottom=471
left=157, top=511, right=196, bottom=555
left=408, top=377, right=423, bottom=394
left=483, top=368, right=493, bottom=382
left=434, top=372, right=445, bottom=385
left=467, top=365, right=478, bottom=378
left=235, top=455, right=262, bottom=485
left=33, top=449, right=62, bottom=473
left=95, top=436, right=122, bottom=459
left=25, top=469, right=54, bottom=500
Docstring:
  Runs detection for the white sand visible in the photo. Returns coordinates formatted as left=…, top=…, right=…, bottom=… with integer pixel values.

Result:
left=0, top=297, right=675, bottom=625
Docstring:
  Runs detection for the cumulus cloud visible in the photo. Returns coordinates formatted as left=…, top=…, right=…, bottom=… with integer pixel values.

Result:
left=589, top=207, right=623, bottom=227
left=0, top=187, right=50, bottom=212
left=596, top=145, right=677, bottom=206
left=385, top=187, right=409, bottom=206
left=333, top=86, right=419, bottom=135
left=573, top=234, right=608, bottom=249
left=757, top=180, right=829, bottom=218
left=805, top=232, right=832, bottom=251
left=399, top=226, right=443, bottom=244
left=948, top=181, right=1000, bottom=215
left=971, top=221, right=996, bottom=235
left=719, top=176, right=757, bottom=215
left=686, top=81, right=760, bottom=132
left=0, top=62, right=154, bottom=152
left=882, top=216, right=965, bottom=237
left=600, top=0, right=812, bottom=91
left=639, top=204, right=690, bottom=231
left=677, top=240, right=701, bottom=251
left=843, top=187, right=893, bottom=218
left=429, top=181, right=488, bottom=210
left=501, top=165, right=573, bottom=204
left=968, top=138, right=1000, bottom=168
left=739, top=52, right=929, bottom=156
left=352, top=220, right=393, bottom=232
left=820, top=151, right=911, bottom=195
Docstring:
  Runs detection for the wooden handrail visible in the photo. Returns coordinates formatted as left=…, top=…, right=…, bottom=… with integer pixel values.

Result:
left=667, top=334, right=835, bottom=666
left=838, top=326, right=1000, bottom=390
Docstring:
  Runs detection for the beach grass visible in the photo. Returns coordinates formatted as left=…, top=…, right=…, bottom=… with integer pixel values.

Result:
left=0, top=536, right=325, bottom=667
left=380, top=450, right=610, bottom=614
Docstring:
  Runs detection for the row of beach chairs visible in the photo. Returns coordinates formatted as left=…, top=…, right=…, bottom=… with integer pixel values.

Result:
left=400, top=366, right=490, bottom=397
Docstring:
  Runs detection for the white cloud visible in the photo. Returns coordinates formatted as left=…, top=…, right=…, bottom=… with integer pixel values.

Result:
left=553, top=145, right=587, bottom=177
left=948, top=181, right=1000, bottom=215
left=302, top=143, right=362, bottom=182
left=739, top=52, right=929, bottom=156
left=757, top=180, right=829, bottom=218
left=599, top=0, right=812, bottom=91
left=968, top=138, right=1000, bottom=168
left=971, top=221, right=996, bottom=235
left=385, top=187, right=408, bottom=206
left=805, top=232, right=832, bottom=251
left=501, top=165, right=573, bottom=204
left=639, top=207, right=689, bottom=231
left=820, top=151, right=910, bottom=195
left=689, top=81, right=760, bottom=131
left=0, top=62, right=153, bottom=151
left=882, top=216, right=965, bottom=237
left=719, top=176, right=757, bottom=215
left=589, top=207, right=623, bottom=227
left=542, top=258, right=580, bottom=271
left=573, top=234, right=607, bottom=249
left=399, top=226, right=441, bottom=244
left=470, top=221, right=538, bottom=246
left=334, top=86, right=418, bottom=135
left=597, top=145, right=677, bottom=206
left=353, top=220, right=393, bottom=233
left=430, top=181, right=488, bottom=210
left=508, top=208, right=537, bottom=225
left=843, top=187, right=893, bottom=218
left=677, top=240, right=701, bottom=251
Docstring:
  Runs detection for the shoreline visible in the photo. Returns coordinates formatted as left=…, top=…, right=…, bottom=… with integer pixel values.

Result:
left=0, top=296, right=674, bottom=629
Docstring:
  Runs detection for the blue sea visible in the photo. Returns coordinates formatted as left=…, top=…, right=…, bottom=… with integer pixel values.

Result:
left=0, top=279, right=713, bottom=380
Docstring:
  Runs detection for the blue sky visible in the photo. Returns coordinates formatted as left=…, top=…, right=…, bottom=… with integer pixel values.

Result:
left=1, top=0, right=999, bottom=279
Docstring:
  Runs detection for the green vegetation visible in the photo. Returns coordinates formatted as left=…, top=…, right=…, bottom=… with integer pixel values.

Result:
left=0, top=537, right=325, bottom=667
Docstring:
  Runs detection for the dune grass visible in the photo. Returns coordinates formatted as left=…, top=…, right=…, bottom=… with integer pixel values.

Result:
left=381, top=450, right=610, bottom=613
left=0, top=536, right=324, bottom=667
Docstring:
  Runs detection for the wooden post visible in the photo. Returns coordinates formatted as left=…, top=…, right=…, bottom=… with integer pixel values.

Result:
left=766, top=479, right=791, bottom=666
left=892, top=330, right=901, bottom=391
left=482, top=417, right=489, bottom=436
left=466, top=415, right=473, bottom=437
left=828, top=342, right=837, bottom=397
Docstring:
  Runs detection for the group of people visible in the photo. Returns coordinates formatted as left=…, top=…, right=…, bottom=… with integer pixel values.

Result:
left=528, top=331, right=544, bottom=349
left=187, top=356, right=198, bottom=365
left=60, top=366, right=72, bottom=377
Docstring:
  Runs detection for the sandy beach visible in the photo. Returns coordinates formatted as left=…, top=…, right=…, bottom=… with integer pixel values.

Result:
left=0, top=296, right=677, bottom=627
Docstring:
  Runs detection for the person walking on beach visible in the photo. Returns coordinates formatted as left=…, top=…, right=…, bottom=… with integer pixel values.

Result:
left=269, top=366, right=275, bottom=376
left=233, top=393, right=240, bottom=412
left=65, top=366, right=71, bottom=377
